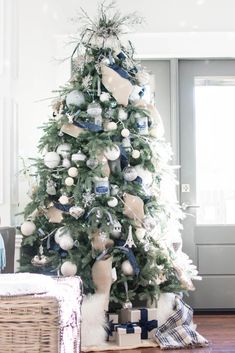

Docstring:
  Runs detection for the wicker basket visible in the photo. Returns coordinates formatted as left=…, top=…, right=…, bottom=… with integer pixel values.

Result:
left=0, top=295, right=59, bottom=353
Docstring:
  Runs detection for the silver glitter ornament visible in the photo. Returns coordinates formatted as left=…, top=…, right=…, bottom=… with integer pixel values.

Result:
left=123, top=166, right=138, bottom=181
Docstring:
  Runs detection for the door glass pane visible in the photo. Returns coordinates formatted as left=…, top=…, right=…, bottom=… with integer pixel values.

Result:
left=195, top=76, right=235, bottom=224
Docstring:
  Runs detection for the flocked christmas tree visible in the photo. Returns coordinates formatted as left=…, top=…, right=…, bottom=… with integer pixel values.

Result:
left=19, top=2, right=200, bottom=311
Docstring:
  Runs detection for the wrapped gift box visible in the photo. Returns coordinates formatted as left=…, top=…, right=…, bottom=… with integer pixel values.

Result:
left=0, top=274, right=83, bottom=353
left=115, top=323, right=141, bottom=346
left=107, top=313, right=119, bottom=341
left=120, top=307, right=158, bottom=339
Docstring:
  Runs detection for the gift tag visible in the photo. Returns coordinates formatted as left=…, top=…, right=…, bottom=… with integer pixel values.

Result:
left=61, top=123, right=85, bottom=138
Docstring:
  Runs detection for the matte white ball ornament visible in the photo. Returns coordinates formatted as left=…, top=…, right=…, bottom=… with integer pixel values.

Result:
left=59, top=235, right=74, bottom=251
left=106, top=122, right=117, bottom=131
left=61, top=261, right=77, bottom=276
left=132, top=149, right=140, bottom=159
left=68, top=167, right=78, bottom=178
left=54, top=227, right=71, bottom=244
left=44, top=152, right=60, bottom=169
left=59, top=195, right=69, bottom=205
left=21, top=221, right=36, bottom=236
left=104, top=145, right=120, bottom=161
left=107, top=197, right=118, bottom=208
left=66, top=90, right=85, bottom=108
left=121, top=128, right=130, bottom=137
left=56, top=143, right=71, bottom=158
left=121, top=260, right=134, bottom=276
left=65, top=177, right=74, bottom=186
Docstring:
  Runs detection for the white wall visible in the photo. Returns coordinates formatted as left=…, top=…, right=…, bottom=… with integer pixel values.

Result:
left=2, top=0, right=235, bottom=225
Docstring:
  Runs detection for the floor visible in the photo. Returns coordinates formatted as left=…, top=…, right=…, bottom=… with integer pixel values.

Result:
left=105, top=314, right=235, bottom=353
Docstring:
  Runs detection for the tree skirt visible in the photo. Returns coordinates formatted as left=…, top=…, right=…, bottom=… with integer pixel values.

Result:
left=82, top=339, right=158, bottom=352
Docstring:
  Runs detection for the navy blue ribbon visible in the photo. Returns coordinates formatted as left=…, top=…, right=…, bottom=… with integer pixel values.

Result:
left=116, top=239, right=140, bottom=275
left=137, top=308, right=158, bottom=339
left=54, top=203, right=71, bottom=212
left=119, top=145, right=129, bottom=170
left=117, top=51, right=127, bottom=60
left=116, top=323, right=136, bottom=334
left=109, top=64, right=130, bottom=80
left=73, top=119, right=103, bottom=132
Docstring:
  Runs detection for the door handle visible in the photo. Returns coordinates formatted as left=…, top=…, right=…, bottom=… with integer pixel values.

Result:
left=181, top=202, right=200, bottom=211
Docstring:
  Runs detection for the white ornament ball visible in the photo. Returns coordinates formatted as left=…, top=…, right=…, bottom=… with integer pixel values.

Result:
left=118, top=108, right=128, bottom=121
left=132, top=149, right=140, bottom=159
left=68, top=166, right=78, bottom=177
left=21, top=221, right=36, bottom=236
left=61, top=261, right=77, bottom=276
left=121, top=128, right=130, bottom=138
left=121, top=260, right=134, bottom=276
left=68, top=167, right=78, bottom=178
left=57, top=143, right=71, bottom=158
left=107, top=197, right=118, bottom=207
left=134, top=165, right=153, bottom=186
left=59, top=235, right=74, bottom=251
left=135, top=228, right=146, bottom=241
left=65, top=177, right=74, bottom=186
left=104, top=145, right=120, bottom=161
left=62, top=158, right=71, bottom=169
left=44, top=152, right=60, bottom=169
left=66, top=90, right=85, bottom=108
left=54, top=227, right=71, bottom=244
left=59, top=195, right=69, bottom=205
left=100, top=92, right=110, bottom=102
left=106, top=122, right=117, bottom=131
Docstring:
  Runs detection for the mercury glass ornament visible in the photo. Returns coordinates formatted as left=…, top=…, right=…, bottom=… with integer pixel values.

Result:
left=123, top=166, right=138, bottom=181
left=56, top=143, right=71, bottom=158
left=69, top=206, right=85, bottom=219
left=87, top=101, right=102, bottom=117
left=86, top=158, right=99, bottom=170
left=71, top=151, right=87, bottom=163
left=104, top=145, right=120, bottom=161
left=65, top=177, right=74, bottom=186
left=46, top=180, right=56, bottom=195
